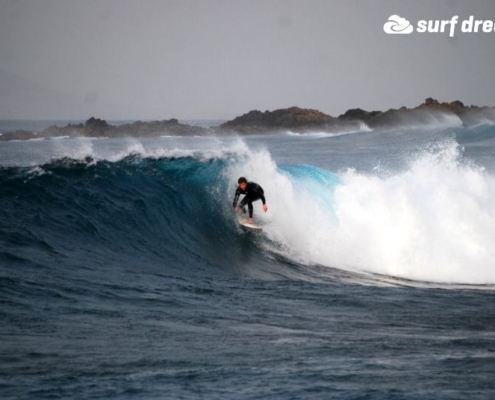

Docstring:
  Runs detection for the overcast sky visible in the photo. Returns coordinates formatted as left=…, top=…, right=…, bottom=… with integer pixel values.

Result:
left=1, top=0, right=495, bottom=120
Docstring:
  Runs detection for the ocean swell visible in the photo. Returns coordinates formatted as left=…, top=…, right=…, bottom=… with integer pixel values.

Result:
left=2, top=137, right=495, bottom=285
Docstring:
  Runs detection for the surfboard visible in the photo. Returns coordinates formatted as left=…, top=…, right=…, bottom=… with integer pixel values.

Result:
left=238, top=216, right=263, bottom=232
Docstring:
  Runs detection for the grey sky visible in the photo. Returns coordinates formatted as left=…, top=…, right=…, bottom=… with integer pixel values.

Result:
left=1, top=0, right=495, bottom=120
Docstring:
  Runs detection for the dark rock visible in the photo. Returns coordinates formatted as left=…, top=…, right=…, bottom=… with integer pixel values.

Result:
left=2, top=98, right=495, bottom=141
left=449, top=100, right=465, bottom=110
left=336, top=98, right=495, bottom=129
left=220, top=106, right=336, bottom=134
left=113, top=119, right=204, bottom=137
left=40, top=123, right=84, bottom=138
left=0, top=117, right=208, bottom=141
left=0, top=130, right=37, bottom=141
left=84, top=117, right=111, bottom=136
left=219, top=98, right=495, bottom=134
left=338, top=108, right=381, bottom=121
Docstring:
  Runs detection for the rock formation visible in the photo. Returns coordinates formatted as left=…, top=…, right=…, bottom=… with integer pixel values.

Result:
left=2, top=98, right=495, bottom=141
left=0, top=117, right=207, bottom=141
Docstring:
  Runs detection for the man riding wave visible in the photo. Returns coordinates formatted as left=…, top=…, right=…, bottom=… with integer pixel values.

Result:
left=233, top=177, right=268, bottom=224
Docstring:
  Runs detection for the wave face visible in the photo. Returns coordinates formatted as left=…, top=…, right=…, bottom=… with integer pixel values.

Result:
left=0, top=153, right=266, bottom=281
left=2, top=135, right=495, bottom=285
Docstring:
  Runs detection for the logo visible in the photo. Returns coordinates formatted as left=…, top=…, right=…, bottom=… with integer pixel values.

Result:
left=383, top=15, right=414, bottom=34
left=384, top=15, right=495, bottom=37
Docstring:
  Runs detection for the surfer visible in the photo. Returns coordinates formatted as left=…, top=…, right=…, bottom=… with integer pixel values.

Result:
left=233, top=177, right=268, bottom=224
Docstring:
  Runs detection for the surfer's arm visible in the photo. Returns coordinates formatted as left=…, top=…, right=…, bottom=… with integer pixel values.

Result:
left=253, top=185, right=267, bottom=211
left=233, top=188, right=241, bottom=208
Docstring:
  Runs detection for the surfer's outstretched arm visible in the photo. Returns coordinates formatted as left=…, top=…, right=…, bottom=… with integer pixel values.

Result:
left=233, top=187, right=241, bottom=209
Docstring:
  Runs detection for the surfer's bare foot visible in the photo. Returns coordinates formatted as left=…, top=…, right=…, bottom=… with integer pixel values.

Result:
left=248, top=218, right=254, bottom=224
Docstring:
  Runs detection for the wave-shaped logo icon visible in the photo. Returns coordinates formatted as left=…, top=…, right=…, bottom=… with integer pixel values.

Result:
left=384, top=15, right=414, bottom=34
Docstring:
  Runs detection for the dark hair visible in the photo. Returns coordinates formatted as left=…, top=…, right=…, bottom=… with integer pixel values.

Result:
left=238, top=177, right=247, bottom=184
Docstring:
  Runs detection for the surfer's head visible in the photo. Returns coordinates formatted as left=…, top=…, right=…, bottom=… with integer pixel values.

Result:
left=238, top=177, right=247, bottom=190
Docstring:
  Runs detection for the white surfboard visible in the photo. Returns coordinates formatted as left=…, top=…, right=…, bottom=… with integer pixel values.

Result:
left=238, top=216, right=263, bottom=232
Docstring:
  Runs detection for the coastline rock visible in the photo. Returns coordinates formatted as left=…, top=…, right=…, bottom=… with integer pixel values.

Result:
left=84, top=117, right=111, bottom=136
left=335, top=98, right=495, bottom=129
left=219, top=107, right=337, bottom=134
left=338, top=108, right=382, bottom=121
left=219, top=98, right=495, bottom=134
left=0, top=130, right=38, bottom=141
left=0, top=117, right=208, bottom=141
left=40, top=123, right=85, bottom=138
left=2, top=98, right=495, bottom=141
left=113, top=119, right=205, bottom=137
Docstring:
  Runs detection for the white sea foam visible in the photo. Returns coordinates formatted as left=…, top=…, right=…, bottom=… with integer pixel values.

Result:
left=51, top=137, right=95, bottom=161
left=285, top=122, right=372, bottom=138
left=233, top=141, right=495, bottom=284
left=100, top=137, right=250, bottom=161
left=0, top=135, right=253, bottom=167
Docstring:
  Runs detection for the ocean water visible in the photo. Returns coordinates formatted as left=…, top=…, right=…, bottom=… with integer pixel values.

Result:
left=1, top=120, right=495, bottom=399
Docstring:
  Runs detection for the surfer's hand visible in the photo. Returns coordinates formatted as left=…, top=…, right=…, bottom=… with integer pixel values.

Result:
left=263, top=204, right=268, bottom=212
left=235, top=206, right=240, bottom=212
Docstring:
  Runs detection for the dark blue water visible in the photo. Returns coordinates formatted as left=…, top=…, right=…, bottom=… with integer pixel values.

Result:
left=2, top=121, right=495, bottom=399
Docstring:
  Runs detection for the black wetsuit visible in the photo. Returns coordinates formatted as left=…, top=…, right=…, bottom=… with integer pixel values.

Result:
left=233, top=182, right=266, bottom=218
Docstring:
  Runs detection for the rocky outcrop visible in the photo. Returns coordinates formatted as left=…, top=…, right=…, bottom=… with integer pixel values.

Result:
left=219, top=99, right=495, bottom=134
left=2, top=98, right=495, bottom=141
left=112, top=119, right=205, bottom=137
left=0, top=117, right=208, bottom=141
left=0, top=130, right=39, bottom=141
left=336, top=98, right=495, bottom=129
left=219, top=106, right=361, bottom=134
